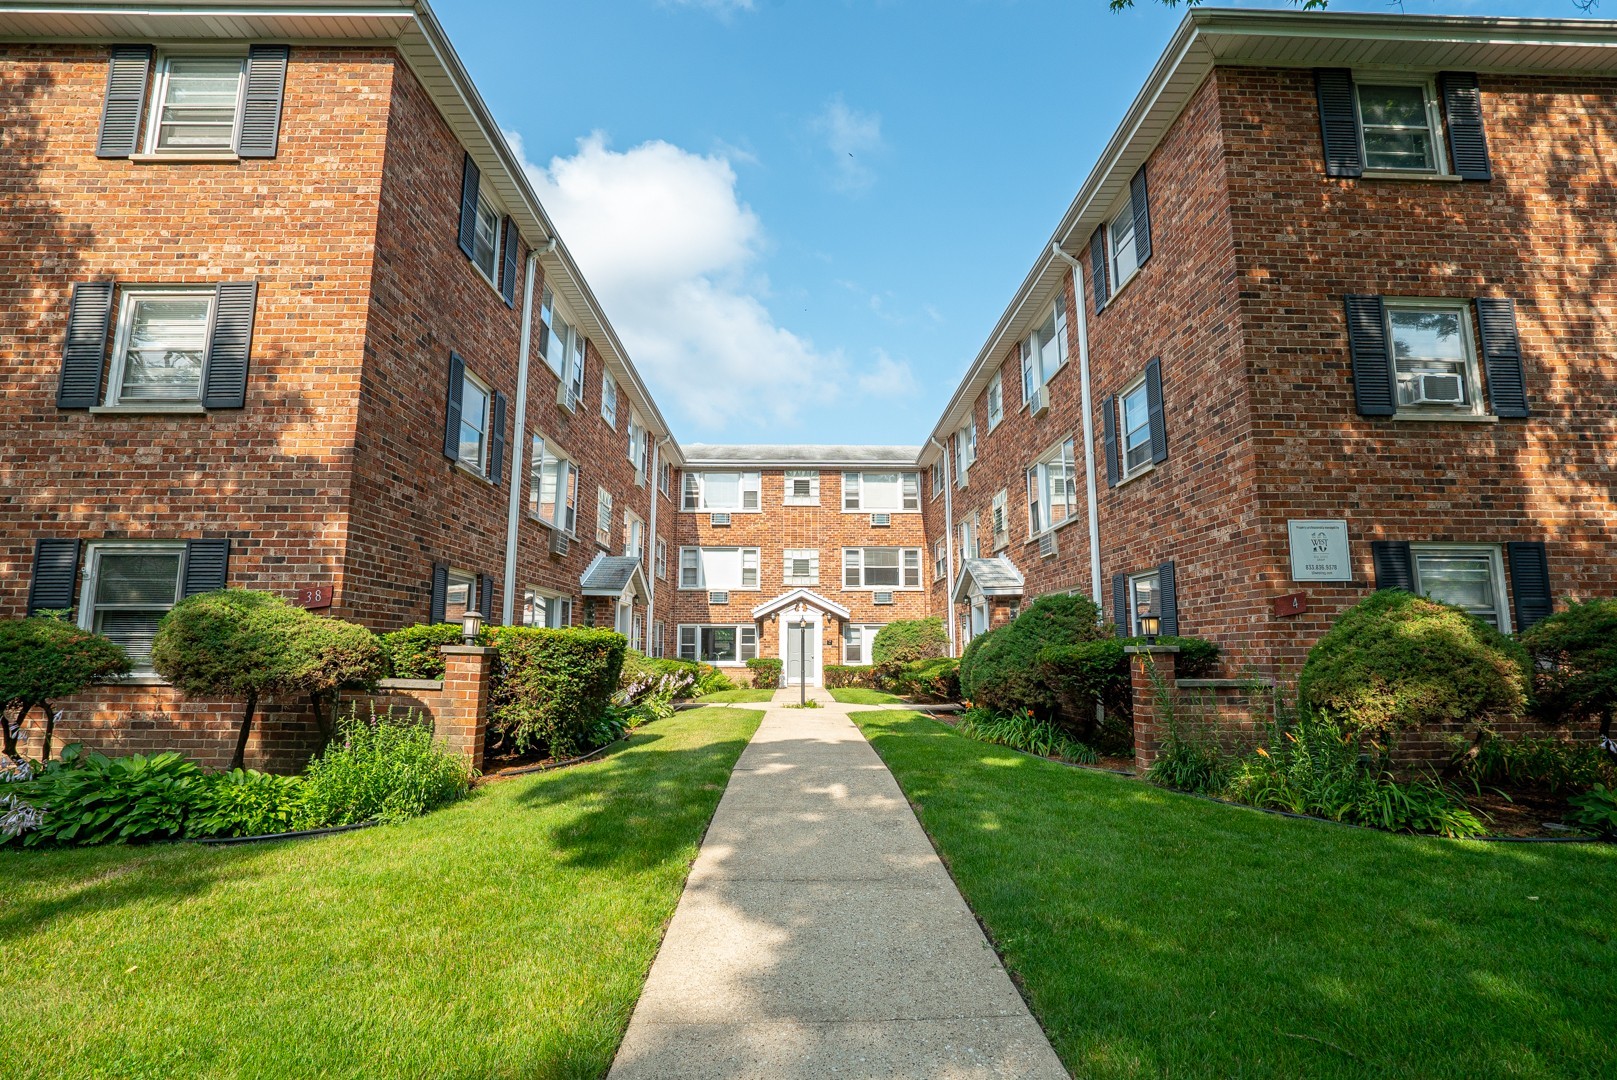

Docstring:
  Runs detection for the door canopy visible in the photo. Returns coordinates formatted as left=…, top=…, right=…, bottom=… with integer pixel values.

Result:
left=751, top=587, right=851, bottom=623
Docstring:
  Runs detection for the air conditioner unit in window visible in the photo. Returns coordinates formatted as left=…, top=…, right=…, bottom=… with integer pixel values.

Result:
left=1410, top=372, right=1465, bottom=406
left=708, top=590, right=730, bottom=605
left=873, top=591, right=895, bottom=605
left=709, top=512, right=731, bottom=526
left=1030, top=385, right=1051, bottom=417
left=1039, top=531, right=1059, bottom=559
left=869, top=512, right=891, bottom=527
left=548, top=529, right=570, bottom=557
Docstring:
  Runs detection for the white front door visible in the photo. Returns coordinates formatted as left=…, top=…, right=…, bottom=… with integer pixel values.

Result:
left=781, top=609, right=822, bottom=687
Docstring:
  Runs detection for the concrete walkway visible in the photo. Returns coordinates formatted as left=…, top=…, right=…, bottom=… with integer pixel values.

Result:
left=609, top=688, right=1067, bottom=1080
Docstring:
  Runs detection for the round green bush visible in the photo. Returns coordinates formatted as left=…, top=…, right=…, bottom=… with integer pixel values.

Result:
left=871, top=617, right=948, bottom=666
left=0, top=617, right=131, bottom=759
left=960, top=594, right=1108, bottom=716
left=1520, top=598, right=1617, bottom=733
left=1298, top=590, right=1529, bottom=738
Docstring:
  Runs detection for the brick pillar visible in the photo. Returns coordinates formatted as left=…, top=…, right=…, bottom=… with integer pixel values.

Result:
left=438, top=645, right=492, bottom=772
left=1126, top=646, right=1179, bottom=775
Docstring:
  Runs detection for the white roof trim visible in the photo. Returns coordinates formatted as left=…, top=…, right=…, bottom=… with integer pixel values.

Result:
left=750, top=588, right=852, bottom=622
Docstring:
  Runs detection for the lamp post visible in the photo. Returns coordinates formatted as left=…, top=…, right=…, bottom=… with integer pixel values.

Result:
left=1138, top=613, right=1160, bottom=646
left=461, top=608, right=485, bottom=646
left=794, top=600, right=808, bottom=706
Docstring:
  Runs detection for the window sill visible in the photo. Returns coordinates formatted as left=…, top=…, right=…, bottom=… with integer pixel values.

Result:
left=103, top=674, right=171, bottom=687
left=840, top=508, right=920, bottom=515
left=1102, top=265, right=1142, bottom=310
left=128, top=152, right=240, bottom=164
left=1358, top=170, right=1465, bottom=183
left=452, top=459, right=491, bottom=483
left=681, top=509, right=764, bottom=515
left=88, top=404, right=207, bottom=415
left=1115, top=461, right=1157, bottom=489
left=1024, top=516, right=1081, bottom=545
left=1390, top=412, right=1500, bottom=423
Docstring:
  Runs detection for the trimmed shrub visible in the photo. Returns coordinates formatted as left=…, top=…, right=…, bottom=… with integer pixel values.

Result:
left=485, top=626, right=626, bottom=757
left=1298, top=590, right=1529, bottom=740
left=960, top=594, right=1109, bottom=717
left=1126, top=635, right=1221, bottom=679
left=3, top=746, right=206, bottom=847
left=283, top=615, right=386, bottom=743
left=871, top=618, right=948, bottom=666
left=1520, top=598, right=1617, bottom=749
left=825, top=664, right=878, bottom=690
left=297, top=706, right=472, bottom=826
left=380, top=623, right=466, bottom=680
left=746, top=656, right=783, bottom=688
left=0, top=617, right=131, bottom=760
left=188, top=769, right=306, bottom=838
left=887, top=657, right=962, bottom=702
left=1037, top=639, right=1128, bottom=740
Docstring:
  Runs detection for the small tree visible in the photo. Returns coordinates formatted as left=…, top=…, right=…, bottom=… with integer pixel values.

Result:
left=284, top=616, right=388, bottom=743
left=1521, top=598, right=1617, bottom=761
left=0, top=618, right=131, bottom=760
left=871, top=617, right=949, bottom=666
left=151, top=590, right=305, bottom=770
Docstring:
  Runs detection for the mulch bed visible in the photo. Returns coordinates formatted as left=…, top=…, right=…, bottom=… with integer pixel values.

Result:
left=1461, top=787, right=1590, bottom=839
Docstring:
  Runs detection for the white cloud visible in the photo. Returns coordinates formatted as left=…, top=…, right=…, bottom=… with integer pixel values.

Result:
left=509, top=130, right=845, bottom=430
left=810, top=94, right=884, bottom=194
left=856, top=350, right=918, bottom=399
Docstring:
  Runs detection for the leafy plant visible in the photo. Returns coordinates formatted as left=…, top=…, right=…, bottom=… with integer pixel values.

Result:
left=957, top=706, right=1099, bottom=764
left=1, top=754, right=45, bottom=841
left=783, top=699, right=824, bottom=710
left=0, top=618, right=132, bottom=760
left=1567, top=784, right=1617, bottom=838
left=620, top=651, right=700, bottom=700
left=746, top=656, right=783, bottom=688
left=4, top=747, right=207, bottom=847
left=1455, top=733, right=1616, bottom=795
left=694, top=665, right=735, bottom=696
left=1520, top=598, right=1617, bottom=757
left=379, top=623, right=468, bottom=680
left=825, top=664, right=879, bottom=690
left=484, top=627, right=626, bottom=758
left=298, top=706, right=472, bottom=826
left=871, top=617, right=949, bottom=666
left=187, top=769, right=306, bottom=838
left=885, top=656, right=961, bottom=702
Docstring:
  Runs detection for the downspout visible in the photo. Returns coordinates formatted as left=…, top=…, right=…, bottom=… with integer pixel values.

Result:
left=928, top=436, right=956, bottom=658
left=1051, top=243, right=1103, bottom=608
left=647, top=436, right=668, bottom=655
left=501, top=241, right=551, bottom=625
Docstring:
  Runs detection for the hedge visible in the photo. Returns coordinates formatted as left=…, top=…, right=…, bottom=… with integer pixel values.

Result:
left=825, top=665, right=879, bottom=689
left=871, top=618, right=948, bottom=666
left=746, top=656, right=783, bottom=688
left=887, top=657, right=961, bottom=702
left=1520, top=598, right=1617, bottom=740
left=960, top=593, right=1110, bottom=716
left=485, top=627, right=626, bottom=758
left=380, top=623, right=467, bottom=680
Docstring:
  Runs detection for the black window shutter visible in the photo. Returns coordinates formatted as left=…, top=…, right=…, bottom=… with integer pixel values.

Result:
left=1314, top=68, right=1363, bottom=178
left=95, top=45, right=153, bottom=158
left=27, top=539, right=81, bottom=615
left=479, top=574, right=496, bottom=622
left=429, top=563, right=449, bottom=624
left=489, top=390, right=508, bottom=486
left=443, top=352, right=465, bottom=460
left=1112, top=572, right=1128, bottom=638
left=1371, top=540, right=1414, bottom=591
left=1344, top=295, right=1396, bottom=417
left=500, top=217, right=519, bottom=307
left=202, top=282, right=257, bottom=409
left=181, top=539, right=231, bottom=597
left=1089, top=226, right=1110, bottom=311
left=57, top=281, right=115, bottom=409
left=1144, top=357, right=1168, bottom=465
left=457, top=154, right=480, bottom=259
left=1158, top=560, right=1179, bottom=637
left=235, top=45, right=289, bottom=158
left=1438, top=72, right=1491, bottom=181
left=1130, top=166, right=1152, bottom=267
left=1103, top=394, right=1121, bottom=487
left=1506, top=541, right=1552, bottom=630
left=1475, top=297, right=1529, bottom=418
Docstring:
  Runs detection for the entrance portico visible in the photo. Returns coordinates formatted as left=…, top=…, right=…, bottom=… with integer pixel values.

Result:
left=750, top=588, right=851, bottom=688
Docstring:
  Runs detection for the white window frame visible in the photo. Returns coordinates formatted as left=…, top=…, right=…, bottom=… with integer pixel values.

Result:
left=601, top=374, right=619, bottom=427
left=144, top=51, right=246, bottom=155
left=1353, top=76, right=1449, bottom=176
left=659, top=461, right=672, bottom=498
left=1119, top=377, right=1153, bottom=480
left=1128, top=570, right=1161, bottom=637
left=841, top=547, right=923, bottom=591
left=677, top=624, right=758, bottom=665
left=456, top=369, right=492, bottom=476
left=444, top=567, right=479, bottom=624
left=1108, top=204, right=1140, bottom=296
left=541, top=287, right=586, bottom=411
left=784, top=470, right=820, bottom=506
left=1383, top=298, right=1486, bottom=418
left=933, top=538, right=947, bottom=582
left=1411, top=543, right=1511, bottom=630
left=595, top=487, right=613, bottom=548
left=954, top=419, right=976, bottom=487
left=958, top=514, right=979, bottom=562
left=680, top=471, right=761, bottom=513
left=1026, top=438, right=1077, bottom=537
left=77, top=540, right=186, bottom=673
left=843, top=623, right=886, bottom=666
left=991, top=489, right=1009, bottom=550
left=932, top=462, right=945, bottom=498
left=623, top=510, right=645, bottom=561
left=522, top=587, right=573, bottom=629
left=469, top=187, right=504, bottom=288
left=783, top=548, right=820, bottom=586
left=840, top=472, right=920, bottom=514
left=655, top=537, right=668, bottom=580
left=986, top=371, right=1004, bottom=430
left=651, top=620, right=665, bottom=658
left=104, top=286, right=216, bottom=407
left=1020, top=296, right=1069, bottom=406
left=528, top=433, right=579, bottom=534
left=677, top=546, right=761, bottom=591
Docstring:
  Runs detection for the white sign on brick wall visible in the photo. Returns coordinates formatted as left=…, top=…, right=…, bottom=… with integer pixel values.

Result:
left=1287, top=519, right=1352, bottom=582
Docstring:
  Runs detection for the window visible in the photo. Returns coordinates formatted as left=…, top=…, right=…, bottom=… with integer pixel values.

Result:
left=677, top=624, right=758, bottom=664
left=652, top=620, right=665, bottom=658
left=148, top=54, right=244, bottom=153
left=529, top=434, right=578, bottom=533
left=954, top=418, right=976, bottom=486
left=932, top=462, right=944, bottom=497
left=541, top=288, right=585, bottom=410
left=655, top=537, right=668, bottom=580
left=842, top=547, right=922, bottom=590
left=844, top=624, right=885, bottom=666
left=659, top=461, right=672, bottom=497
left=1109, top=209, right=1139, bottom=290
left=630, top=612, right=644, bottom=653
left=1020, top=297, right=1068, bottom=405
left=456, top=371, right=492, bottom=474
left=958, top=514, right=979, bottom=561
left=678, top=547, right=760, bottom=590
left=106, top=288, right=213, bottom=405
left=595, top=487, right=613, bottom=547
left=469, top=188, right=503, bottom=285
left=1026, top=439, right=1076, bottom=535
left=784, top=470, right=820, bottom=506
left=1356, top=81, right=1443, bottom=174
left=986, top=372, right=1004, bottom=430
left=681, top=472, right=761, bottom=512
left=444, top=568, right=479, bottom=624
left=843, top=472, right=920, bottom=512
left=522, top=589, right=572, bottom=628
left=623, top=511, right=645, bottom=560
left=1385, top=299, right=1482, bottom=415
left=601, top=375, right=618, bottom=427
left=627, top=416, right=648, bottom=480
left=1128, top=570, right=1160, bottom=637
left=933, top=539, right=947, bottom=582
left=783, top=548, right=820, bottom=586
left=1120, top=381, right=1152, bottom=477
left=991, top=490, right=1009, bottom=550
left=1412, top=545, right=1510, bottom=628
left=79, top=542, right=184, bottom=671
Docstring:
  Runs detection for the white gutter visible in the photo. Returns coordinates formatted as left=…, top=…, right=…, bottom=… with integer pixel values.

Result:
left=646, top=436, right=668, bottom=654
left=927, top=436, right=956, bottom=658
left=1051, top=245, right=1103, bottom=608
left=500, top=250, right=540, bottom=626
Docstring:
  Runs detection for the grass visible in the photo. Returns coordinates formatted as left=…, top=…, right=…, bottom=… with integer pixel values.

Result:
left=827, top=687, right=904, bottom=705
left=853, top=710, right=1617, bottom=1080
left=0, top=707, right=762, bottom=1080
left=694, top=687, right=777, bottom=703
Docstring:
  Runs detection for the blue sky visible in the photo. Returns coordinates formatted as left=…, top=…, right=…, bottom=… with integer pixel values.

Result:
left=435, top=0, right=1585, bottom=446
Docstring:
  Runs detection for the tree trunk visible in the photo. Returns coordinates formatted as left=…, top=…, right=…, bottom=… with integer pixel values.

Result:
left=2, top=704, right=19, bottom=759
left=309, top=692, right=335, bottom=746
left=40, top=702, right=56, bottom=762
left=230, top=693, right=258, bottom=772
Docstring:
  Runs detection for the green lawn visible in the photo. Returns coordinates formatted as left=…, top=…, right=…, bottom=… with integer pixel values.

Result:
left=854, top=710, right=1617, bottom=1080
left=0, top=707, right=762, bottom=1080
left=694, top=687, right=778, bottom=703
left=828, top=687, right=905, bottom=705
